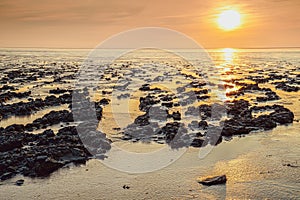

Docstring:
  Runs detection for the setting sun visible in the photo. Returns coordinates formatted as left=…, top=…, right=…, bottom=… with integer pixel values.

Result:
left=217, top=10, right=241, bottom=31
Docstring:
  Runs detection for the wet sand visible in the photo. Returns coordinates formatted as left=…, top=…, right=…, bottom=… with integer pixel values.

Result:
left=0, top=121, right=299, bottom=199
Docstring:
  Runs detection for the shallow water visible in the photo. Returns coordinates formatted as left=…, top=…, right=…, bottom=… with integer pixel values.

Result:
left=0, top=47, right=299, bottom=199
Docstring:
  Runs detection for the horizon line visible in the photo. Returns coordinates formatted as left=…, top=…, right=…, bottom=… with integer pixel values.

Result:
left=0, top=46, right=300, bottom=50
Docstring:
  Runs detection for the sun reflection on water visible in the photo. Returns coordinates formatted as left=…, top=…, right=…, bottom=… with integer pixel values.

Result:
left=218, top=48, right=240, bottom=101
left=222, top=48, right=237, bottom=64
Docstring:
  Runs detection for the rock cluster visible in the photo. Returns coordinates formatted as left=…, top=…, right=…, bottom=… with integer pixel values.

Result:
left=0, top=94, right=72, bottom=119
left=0, top=91, right=31, bottom=103
left=0, top=122, right=111, bottom=180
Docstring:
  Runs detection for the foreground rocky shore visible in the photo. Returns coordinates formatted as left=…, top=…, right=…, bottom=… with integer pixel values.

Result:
left=0, top=50, right=299, bottom=182
left=0, top=88, right=295, bottom=181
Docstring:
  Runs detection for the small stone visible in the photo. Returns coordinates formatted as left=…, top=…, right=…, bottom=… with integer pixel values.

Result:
left=15, top=179, right=24, bottom=186
left=198, top=175, right=227, bottom=186
left=123, top=185, right=130, bottom=189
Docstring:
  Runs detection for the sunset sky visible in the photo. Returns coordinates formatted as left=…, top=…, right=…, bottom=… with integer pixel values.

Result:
left=0, top=0, right=299, bottom=48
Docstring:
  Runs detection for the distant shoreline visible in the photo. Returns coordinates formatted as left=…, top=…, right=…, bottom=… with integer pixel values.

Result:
left=0, top=46, right=300, bottom=50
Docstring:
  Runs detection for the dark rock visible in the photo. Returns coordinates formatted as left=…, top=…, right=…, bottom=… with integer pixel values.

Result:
left=0, top=120, right=111, bottom=180
left=161, top=102, right=173, bottom=108
left=15, top=179, right=24, bottom=186
left=36, top=155, right=48, bottom=161
left=199, top=104, right=212, bottom=119
left=191, top=138, right=205, bottom=147
left=5, top=124, right=25, bottom=132
left=0, top=138, right=23, bottom=152
left=99, top=98, right=110, bottom=105
left=0, top=94, right=72, bottom=119
left=0, top=85, right=15, bottom=91
left=102, top=90, right=112, bottom=95
left=197, top=95, right=210, bottom=100
left=241, top=83, right=260, bottom=91
left=194, top=89, right=209, bottom=95
left=160, top=95, right=174, bottom=102
left=1, top=172, right=15, bottom=180
left=276, top=82, right=299, bottom=92
left=123, top=185, right=130, bottom=189
left=221, top=118, right=252, bottom=136
left=0, top=91, right=31, bottom=103
left=227, top=99, right=250, bottom=118
left=41, top=129, right=55, bottom=138
left=117, top=93, right=130, bottom=99
left=270, top=108, right=294, bottom=124
left=139, top=84, right=151, bottom=91
left=94, top=102, right=103, bottom=120
left=139, top=95, right=160, bottom=112
left=198, top=120, right=208, bottom=130
left=198, top=175, right=227, bottom=186
left=189, top=81, right=206, bottom=88
left=159, top=122, right=188, bottom=147
left=169, top=111, right=181, bottom=121
left=252, top=115, right=277, bottom=130
left=134, top=114, right=150, bottom=126
left=24, top=110, right=73, bottom=131
left=49, top=87, right=68, bottom=94
left=256, top=91, right=280, bottom=102
left=33, top=159, right=64, bottom=177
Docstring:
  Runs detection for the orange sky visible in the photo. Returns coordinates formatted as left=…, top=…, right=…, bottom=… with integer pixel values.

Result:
left=0, top=0, right=299, bottom=48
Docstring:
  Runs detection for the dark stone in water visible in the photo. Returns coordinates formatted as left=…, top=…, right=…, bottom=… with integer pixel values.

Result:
left=190, top=138, right=205, bottom=148
left=0, top=93, right=72, bottom=119
left=221, top=100, right=294, bottom=136
left=198, top=120, right=208, bottom=130
left=189, top=81, right=206, bottom=88
left=169, top=111, right=181, bottom=121
left=99, top=98, right=110, bottom=105
left=15, top=179, right=24, bottom=186
left=0, top=91, right=31, bottom=103
left=0, top=85, right=15, bottom=92
left=139, top=95, right=160, bottom=112
left=198, top=175, right=227, bottom=186
left=134, top=114, right=150, bottom=126
left=24, top=110, right=74, bottom=131
left=121, top=93, right=295, bottom=149
left=49, top=87, right=69, bottom=94
left=161, top=102, right=173, bottom=108
left=275, top=82, right=299, bottom=92
left=139, top=84, right=151, bottom=91
left=256, top=91, right=280, bottom=102
left=160, top=95, right=174, bottom=102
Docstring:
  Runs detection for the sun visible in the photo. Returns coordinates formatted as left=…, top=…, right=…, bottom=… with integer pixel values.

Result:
left=217, top=10, right=241, bottom=31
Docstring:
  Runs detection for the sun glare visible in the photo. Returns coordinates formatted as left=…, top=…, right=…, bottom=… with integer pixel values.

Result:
left=217, top=10, right=241, bottom=31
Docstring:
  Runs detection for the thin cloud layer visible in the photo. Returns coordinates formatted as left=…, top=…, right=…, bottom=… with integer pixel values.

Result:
left=0, top=0, right=299, bottom=48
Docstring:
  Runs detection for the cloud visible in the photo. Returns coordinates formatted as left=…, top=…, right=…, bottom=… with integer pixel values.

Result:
left=0, top=0, right=145, bottom=25
left=0, top=0, right=299, bottom=47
